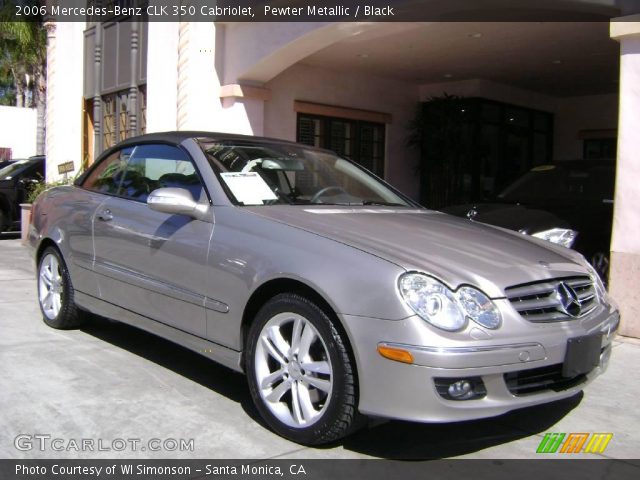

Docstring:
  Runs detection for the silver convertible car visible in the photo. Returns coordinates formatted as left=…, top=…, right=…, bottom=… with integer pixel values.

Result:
left=29, top=132, right=620, bottom=445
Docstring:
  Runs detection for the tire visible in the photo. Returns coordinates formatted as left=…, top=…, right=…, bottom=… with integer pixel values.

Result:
left=37, top=246, right=85, bottom=329
left=0, top=208, right=7, bottom=232
left=246, top=293, right=361, bottom=445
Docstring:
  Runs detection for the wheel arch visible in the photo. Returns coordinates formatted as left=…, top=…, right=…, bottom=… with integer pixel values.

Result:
left=35, top=237, right=61, bottom=266
left=240, top=277, right=360, bottom=391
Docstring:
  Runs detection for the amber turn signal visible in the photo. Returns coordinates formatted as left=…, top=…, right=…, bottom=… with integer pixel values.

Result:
left=377, top=344, right=414, bottom=364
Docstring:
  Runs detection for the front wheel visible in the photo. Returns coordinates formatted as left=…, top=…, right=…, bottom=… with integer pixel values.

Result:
left=246, top=293, right=360, bottom=445
left=37, top=247, right=84, bottom=329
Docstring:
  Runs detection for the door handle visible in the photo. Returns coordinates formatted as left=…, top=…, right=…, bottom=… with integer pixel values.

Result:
left=97, top=209, right=113, bottom=222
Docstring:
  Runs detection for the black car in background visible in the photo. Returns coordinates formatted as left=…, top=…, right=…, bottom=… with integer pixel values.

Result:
left=0, top=159, right=16, bottom=170
left=0, top=156, right=45, bottom=232
left=443, top=160, right=615, bottom=281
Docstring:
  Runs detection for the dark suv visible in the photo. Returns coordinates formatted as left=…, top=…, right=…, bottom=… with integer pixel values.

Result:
left=0, top=159, right=16, bottom=170
left=0, top=156, right=45, bottom=232
left=443, top=160, right=615, bottom=281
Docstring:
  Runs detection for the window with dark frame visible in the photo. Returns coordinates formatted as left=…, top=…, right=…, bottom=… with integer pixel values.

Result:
left=297, top=114, right=386, bottom=178
left=102, top=87, right=147, bottom=150
left=415, top=97, right=554, bottom=208
left=583, top=138, right=616, bottom=160
left=102, top=94, right=116, bottom=149
left=118, top=91, right=129, bottom=142
left=138, top=85, right=147, bottom=135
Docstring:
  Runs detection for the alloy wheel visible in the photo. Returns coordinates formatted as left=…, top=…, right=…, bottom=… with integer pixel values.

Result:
left=39, top=253, right=63, bottom=320
left=254, top=312, right=333, bottom=428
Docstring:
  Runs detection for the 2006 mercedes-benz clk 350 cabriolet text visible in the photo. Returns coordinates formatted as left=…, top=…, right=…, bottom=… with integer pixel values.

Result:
left=28, top=132, right=620, bottom=445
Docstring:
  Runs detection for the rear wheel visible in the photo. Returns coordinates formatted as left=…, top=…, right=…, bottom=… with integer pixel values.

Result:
left=0, top=208, right=7, bottom=232
left=38, top=247, right=85, bottom=329
left=246, top=293, right=360, bottom=445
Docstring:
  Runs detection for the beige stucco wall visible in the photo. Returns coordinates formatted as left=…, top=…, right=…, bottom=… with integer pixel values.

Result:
left=609, top=17, right=640, bottom=338
left=45, top=22, right=85, bottom=183
left=0, top=106, right=37, bottom=159
left=419, top=79, right=557, bottom=112
left=264, top=64, right=421, bottom=199
left=262, top=70, right=619, bottom=200
left=146, top=22, right=179, bottom=132
left=553, top=93, right=618, bottom=160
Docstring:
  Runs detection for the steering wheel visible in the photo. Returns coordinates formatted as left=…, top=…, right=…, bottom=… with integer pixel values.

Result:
left=310, top=186, right=349, bottom=203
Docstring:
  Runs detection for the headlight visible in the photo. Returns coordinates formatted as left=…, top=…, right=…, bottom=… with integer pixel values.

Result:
left=398, top=274, right=465, bottom=331
left=584, top=262, right=608, bottom=303
left=398, top=273, right=501, bottom=331
left=457, top=286, right=502, bottom=329
left=531, top=228, right=577, bottom=248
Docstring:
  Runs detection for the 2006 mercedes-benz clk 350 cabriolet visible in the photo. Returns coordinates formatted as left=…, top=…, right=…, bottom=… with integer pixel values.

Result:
left=29, top=132, right=619, bottom=445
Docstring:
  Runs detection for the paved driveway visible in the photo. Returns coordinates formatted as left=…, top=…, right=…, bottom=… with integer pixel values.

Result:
left=1, top=235, right=638, bottom=460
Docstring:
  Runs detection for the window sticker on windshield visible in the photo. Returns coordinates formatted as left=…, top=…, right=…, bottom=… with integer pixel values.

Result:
left=220, top=172, right=278, bottom=205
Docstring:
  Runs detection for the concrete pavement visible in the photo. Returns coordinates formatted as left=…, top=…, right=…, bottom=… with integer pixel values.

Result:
left=1, top=235, right=638, bottom=460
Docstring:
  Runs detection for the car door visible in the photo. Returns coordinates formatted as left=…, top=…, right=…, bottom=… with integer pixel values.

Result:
left=91, top=143, right=213, bottom=337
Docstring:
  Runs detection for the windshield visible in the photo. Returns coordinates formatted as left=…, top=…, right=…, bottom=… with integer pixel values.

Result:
left=0, top=159, right=30, bottom=180
left=498, top=164, right=615, bottom=204
left=198, top=139, right=414, bottom=207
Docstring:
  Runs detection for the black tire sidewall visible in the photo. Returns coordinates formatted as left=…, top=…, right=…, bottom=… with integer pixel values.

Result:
left=246, top=294, right=354, bottom=445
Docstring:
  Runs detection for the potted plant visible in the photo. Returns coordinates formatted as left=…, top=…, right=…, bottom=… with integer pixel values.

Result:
left=407, top=93, right=467, bottom=209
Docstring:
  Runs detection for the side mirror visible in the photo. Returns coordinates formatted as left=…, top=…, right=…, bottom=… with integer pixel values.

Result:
left=147, top=188, right=208, bottom=219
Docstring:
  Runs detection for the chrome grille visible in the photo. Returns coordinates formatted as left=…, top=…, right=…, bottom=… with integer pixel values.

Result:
left=505, top=276, right=598, bottom=323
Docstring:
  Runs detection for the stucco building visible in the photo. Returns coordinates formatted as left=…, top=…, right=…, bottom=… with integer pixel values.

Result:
left=44, top=1, right=640, bottom=336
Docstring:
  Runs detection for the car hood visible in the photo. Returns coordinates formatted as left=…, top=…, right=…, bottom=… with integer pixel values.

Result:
left=441, top=203, right=570, bottom=234
left=244, top=206, right=588, bottom=298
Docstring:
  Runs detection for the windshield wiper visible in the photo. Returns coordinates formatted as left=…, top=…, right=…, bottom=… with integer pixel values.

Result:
left=311, top=202, right=362, bottom=206
left=271, top=190, right=294, bottom=205
left=361, top=200, right=407, bottom=207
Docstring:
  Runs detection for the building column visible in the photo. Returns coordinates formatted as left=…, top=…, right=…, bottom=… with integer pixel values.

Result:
left=175, top=22, right=221, bottom=131
left=128, top=22, right=139, bottom=137
left=146, top=22, right=178, bottom=132
left=44, top=21, right=56, bottom=177
left=44, top=22, right=85, bottom=182
left=92, top=23, right=102, bottom=157
left=609, top=16, right=640, bottom=338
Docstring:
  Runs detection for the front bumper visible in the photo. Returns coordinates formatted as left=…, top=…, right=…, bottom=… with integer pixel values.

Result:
left=341, top=305, right=619, bottom=423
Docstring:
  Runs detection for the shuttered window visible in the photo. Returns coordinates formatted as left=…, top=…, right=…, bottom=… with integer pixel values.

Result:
left=297, top=114, right=385, bottom=178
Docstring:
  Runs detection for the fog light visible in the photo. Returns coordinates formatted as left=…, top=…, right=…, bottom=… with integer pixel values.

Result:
left=448, top=380, right=473, bottom=399
left=434, top=377, right=487, bottom=401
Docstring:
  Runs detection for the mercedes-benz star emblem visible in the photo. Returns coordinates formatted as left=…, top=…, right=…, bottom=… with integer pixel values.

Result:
left=555, top=282, right=582, bottom=317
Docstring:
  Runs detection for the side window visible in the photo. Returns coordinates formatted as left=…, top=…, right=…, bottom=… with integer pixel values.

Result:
left=22, top=162, right=44, bottom=181
left=119, top=144, right=204, bottom=202
left=82, top=147, right=133, bottom=195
